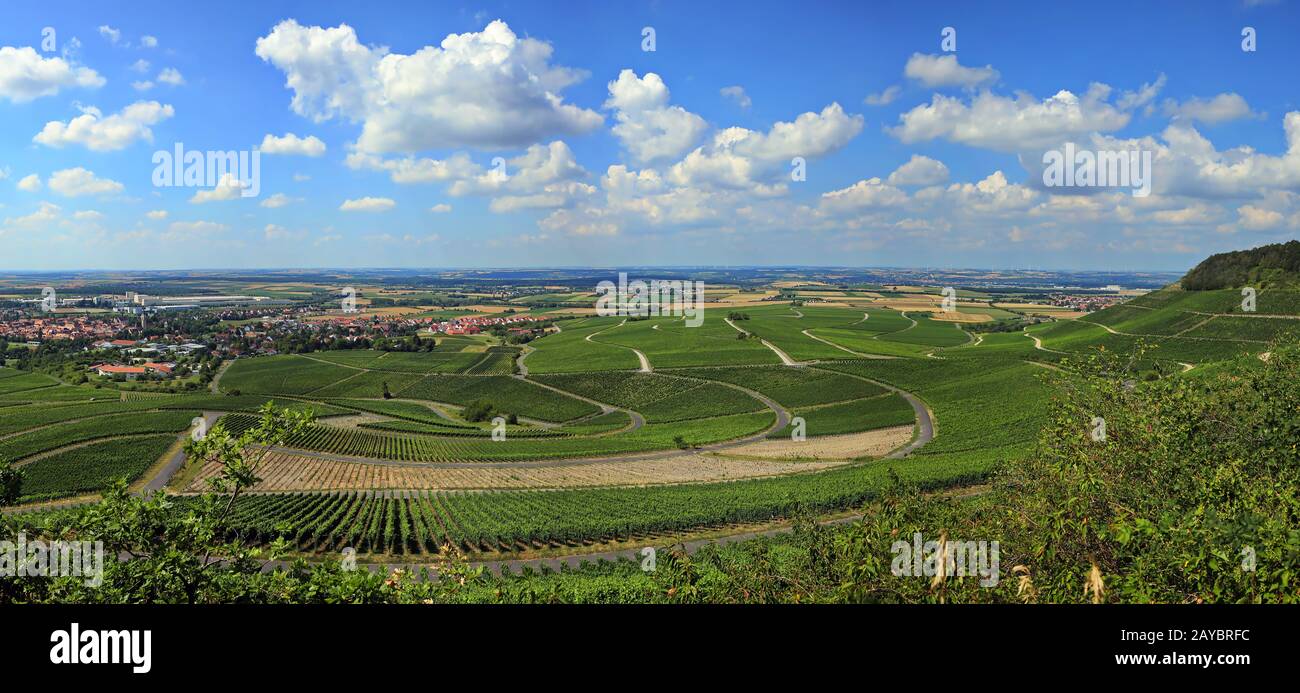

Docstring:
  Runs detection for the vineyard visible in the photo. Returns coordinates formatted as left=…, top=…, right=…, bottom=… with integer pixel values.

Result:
left=17, top=435, right=177, bottom=503
left=8, top=270, right=1282, bottom=561
left=209, top=451, right=992, bottom=554
left=214, top=410, right=775, bottom=462
left=531, top=371, right=767, bottom=422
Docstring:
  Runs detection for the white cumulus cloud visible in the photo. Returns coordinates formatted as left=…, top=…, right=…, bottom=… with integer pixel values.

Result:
left=260, top=133, right=326, bottom=156
left=17, top=173, right=41, bottom=192
left=1162, top=93, right=1256, bottom=125
left=604, top=70, right=708, bottom=165
left=903, top=53, right=998, bottom=88
left=0, top=46, right=104, bottom=103
left=340, top=196, right=395, bottom=212
left=48, top=168, right=124, bottom=197
left=254, top=19, right=602, bottom=153
left=34, top=101, right=174, bottom=151
left=720, top=85, right=751, bottom=109
left=887, top=154, right=950, bottom=186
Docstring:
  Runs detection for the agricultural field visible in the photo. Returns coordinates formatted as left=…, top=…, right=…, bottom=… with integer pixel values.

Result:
left=7, top=261, right=1293, bottom=575
left=523, top=317, right=641, bottom=373
left=768, top=392, right=915, bottom=438
left=530, top=371, right=767, bottom=422
left=674, top=365, right=884, bottom=408
left=590, top=314, right=781, bottom=368
left=16, top=435, right=177, bottom=503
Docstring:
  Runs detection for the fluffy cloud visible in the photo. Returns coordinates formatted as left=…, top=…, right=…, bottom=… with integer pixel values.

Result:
left=1116, top=73, right=1166, bottom=110
left=345, top=150, right=479, bottom=184
left=903, top=53, right=998, bottom=88
left=190, top=174, right=246, bottom=203
left=255, top=19, right=602, bottom=153
left=17, top=174, right=41, bottom=192
left=349, top=140, right=592, bottom=212
left=1083, top=113, right=1300, bottom=199
left=0, top=46, right=104, bottom=103
left=141, top=36, right=158, bottom=48
left=720, top=85, right=751, bottom=109
left=864, top=85, right=901, bottom=106
left=145, top=210, right=168, bottom=220
left=1162, top=93, right=1256, bottom=125
left=820, top=177, right=909, bottom=211
left=157, top=68, right=185, bottom=86
left=887, top=155, right=950, bottom=186
left=604, top=70, right=708, bottom=164
left=260, top=133, right=326, bottom=156
left=890, top=84, right=1130, bottom=151
left=430, top=203, right=452, bottom=213
left=259, top=193, right=300, bottom=208
left=3, top=202, right=61, bottom=229
left=449, top=141, right=587, bottom=197
left=98, top=26, right=122, bottom=45
left=1233, top=205, right=1287, bottom=230
left=34, top=101, right=175, bottom=151
left=667, top=103, right=863, bottom=190
left=340, top=196, right=395, bottom=212
left=48, top=168, right=124, bottom=197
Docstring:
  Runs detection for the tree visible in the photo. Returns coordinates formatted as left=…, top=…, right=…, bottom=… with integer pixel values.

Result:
left=382, top=381, right=392, bottom=399
left=0, top=459, right=22, bottom=507
left=462, top=398, right=496, bottom=422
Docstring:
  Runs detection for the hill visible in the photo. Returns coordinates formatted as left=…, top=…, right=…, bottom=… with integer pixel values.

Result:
left=1181, top=240, right=1300, bottom=290
left=1030, top=242, right=1300, bottom=369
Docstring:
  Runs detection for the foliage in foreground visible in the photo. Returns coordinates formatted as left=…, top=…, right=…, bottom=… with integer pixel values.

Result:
left=2, top=345, right=1298, bottom=603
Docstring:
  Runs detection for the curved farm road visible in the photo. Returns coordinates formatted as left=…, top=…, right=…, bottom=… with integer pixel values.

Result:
left=513, top=345, right=533, bottom=378
left=1023, top=330, right=1068, bottom=355
left=800, top=329, right=893, bottom=359
left=140, top=411, right=223, bottom=493
left=803, top=365, right=934, bottom=460
left=725, top=317, right=802, bottom=366
left=2, top=411, right=222, bottom=515
left=209, top=360, right=233, bottom=393
left=257, top=377, right=789, bottom=472
left=587, top=319, right=653, bottom=372
left=522, top=377, right=646, bottom=435
left=242, top=381, right=943, bottom=576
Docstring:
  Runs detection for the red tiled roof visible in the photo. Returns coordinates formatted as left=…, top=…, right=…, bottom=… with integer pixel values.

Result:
left=95, top=365, right=147, bottom=374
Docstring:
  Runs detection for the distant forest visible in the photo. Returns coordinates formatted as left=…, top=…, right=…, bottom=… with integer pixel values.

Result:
left=1181, top=240, right=1300, bottom=290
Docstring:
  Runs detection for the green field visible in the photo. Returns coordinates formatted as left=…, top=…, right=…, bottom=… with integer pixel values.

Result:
left=10, top=266, right=1293, bottom=571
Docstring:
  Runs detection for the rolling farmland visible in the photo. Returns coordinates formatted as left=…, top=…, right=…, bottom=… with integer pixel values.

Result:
left=5, top=271, right=1283, bottom=567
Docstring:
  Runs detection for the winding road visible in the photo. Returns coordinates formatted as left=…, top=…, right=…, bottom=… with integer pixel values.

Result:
left=587, top=319, right=653, bottom=372
left=724, top=317, right=802, bottom=366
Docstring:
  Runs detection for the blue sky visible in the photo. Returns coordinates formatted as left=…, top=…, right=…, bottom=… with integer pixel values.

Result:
left=1, top=0, right=1298, bottom=271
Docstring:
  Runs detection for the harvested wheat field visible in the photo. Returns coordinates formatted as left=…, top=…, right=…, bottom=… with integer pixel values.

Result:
left=928, top=310, right=992, bottom=323
left=183, top=450, right=848, bottom=492
left=715, top=425, right=913, bottom=460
